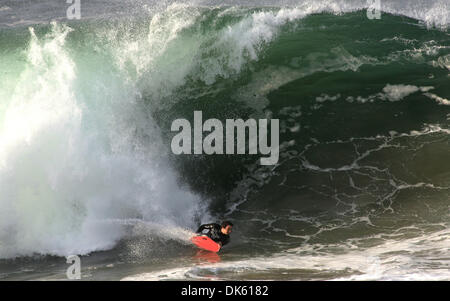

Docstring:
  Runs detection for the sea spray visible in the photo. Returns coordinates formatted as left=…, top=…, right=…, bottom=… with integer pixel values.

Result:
left=0, top=21, right=207, bottom=259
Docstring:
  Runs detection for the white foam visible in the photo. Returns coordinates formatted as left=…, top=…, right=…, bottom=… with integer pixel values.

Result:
left=122, top=227, right=450, bottom=280
left=382, top=84, right=421, bottom=101
left=0, top=22, right=207, bottom=259
left=316, top=93, right=341, bottom=103
left=349, top=84, right=441, bottom=104
left=423, top=92, right=450, bottom=106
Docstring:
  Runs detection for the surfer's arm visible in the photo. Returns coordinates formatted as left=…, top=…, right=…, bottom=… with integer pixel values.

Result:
left=196, top=223, right=218, bottom=233
left=221, top=236, right=229, bottom=246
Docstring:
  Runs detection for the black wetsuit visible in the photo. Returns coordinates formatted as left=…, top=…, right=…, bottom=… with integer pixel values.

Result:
left=196, top=223, right=230, bottom=246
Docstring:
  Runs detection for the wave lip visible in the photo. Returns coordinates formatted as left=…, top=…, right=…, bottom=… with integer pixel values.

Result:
left=0, top=0, right=449, bottom=29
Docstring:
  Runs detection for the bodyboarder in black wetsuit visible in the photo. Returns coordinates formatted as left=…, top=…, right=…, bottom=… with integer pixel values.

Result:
left=196, top=221, right=233, bottom=247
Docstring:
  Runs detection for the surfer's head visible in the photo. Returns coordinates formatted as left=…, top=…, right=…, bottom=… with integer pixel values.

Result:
left=221, top=221, right=233, bottom=235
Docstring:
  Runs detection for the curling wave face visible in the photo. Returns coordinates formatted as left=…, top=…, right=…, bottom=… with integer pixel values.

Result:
left=0, top=1, right=448, bottom=280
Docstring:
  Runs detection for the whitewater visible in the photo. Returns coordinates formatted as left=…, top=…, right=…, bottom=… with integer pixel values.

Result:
left=0, top=0, right=448, bottom=280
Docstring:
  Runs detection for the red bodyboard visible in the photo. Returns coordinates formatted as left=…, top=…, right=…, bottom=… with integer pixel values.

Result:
left=191, top=235, right=221, bottom=252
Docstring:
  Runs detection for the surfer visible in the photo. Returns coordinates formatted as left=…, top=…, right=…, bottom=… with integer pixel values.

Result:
left=196, top=221, right=233, bottom=247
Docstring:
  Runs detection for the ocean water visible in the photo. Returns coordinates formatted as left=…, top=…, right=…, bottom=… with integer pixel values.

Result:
left=0, top=0, right=449, bottom=280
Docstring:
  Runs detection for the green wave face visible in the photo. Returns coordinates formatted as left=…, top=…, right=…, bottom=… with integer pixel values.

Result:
left=0, top=2, right=449, bottom=280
